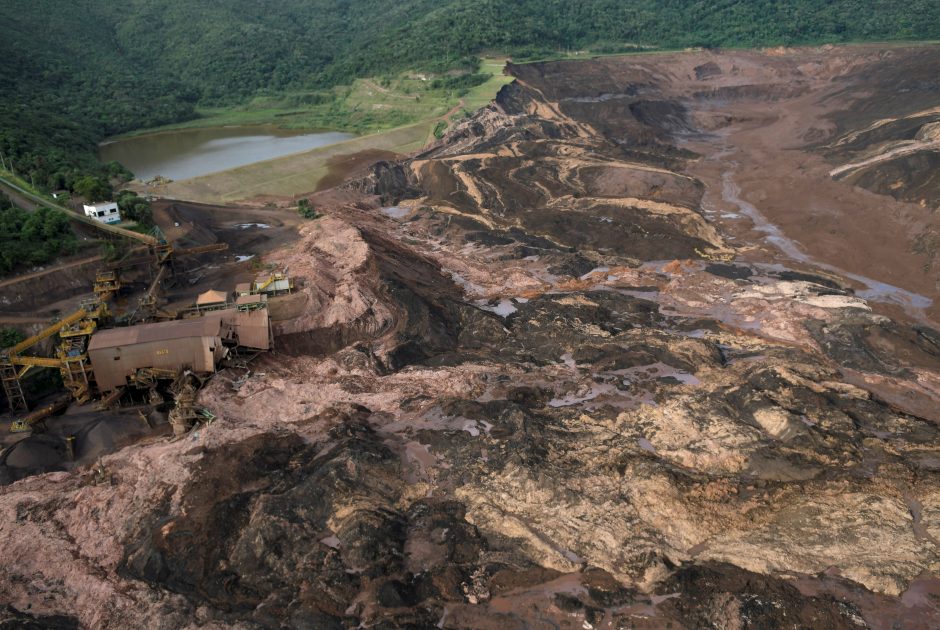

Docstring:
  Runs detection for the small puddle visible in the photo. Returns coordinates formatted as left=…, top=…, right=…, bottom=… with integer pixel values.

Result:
left=548, top=382, right=618, bottom=407
left=650, top=592, right=681, bottom=606
left=320, top=535, right=341, bottom=549
left=382, top=206, right=410, bottom=219
left=477, top=298, right=518, bottom=317
left=489, top=572, right=587, bottom=614
left=449, top=271, right=486, bottom=296
left=900, top=575, right=940, bottom=609
left=404, top=440, right=437, bottom=472
left=618, top=362, right=700, bottom=387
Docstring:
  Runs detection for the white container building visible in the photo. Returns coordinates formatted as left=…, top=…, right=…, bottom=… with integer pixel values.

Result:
left=83, top=201, right=121, bottom=224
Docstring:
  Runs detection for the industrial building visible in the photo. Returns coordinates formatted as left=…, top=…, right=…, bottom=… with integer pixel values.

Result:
left=254, top=272, right=293, bottom=295
left=224, top=295, right=271, bottom=350
left=1, top=250, right=281, bottom=428
left=82, top=202, right=121, bottom=224
left=0, top=189, right=248, bottom=432
left=194, top=289, right=229, bottom=313
left=88, top=315, right=227, bottom=392
left=87, top=301, right=272, bottom=393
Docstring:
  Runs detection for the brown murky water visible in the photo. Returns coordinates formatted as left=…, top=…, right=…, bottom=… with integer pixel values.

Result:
left=99, top=126, right=354, bottom=181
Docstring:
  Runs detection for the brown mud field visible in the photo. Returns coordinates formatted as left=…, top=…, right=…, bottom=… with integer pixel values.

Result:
left=152, top=198, right=302, bottom=259
left=150, top=199, right=304, bottom=310
left=3, top=44, right=940, bottom=629
left=673, top=47, right=940, bottom=324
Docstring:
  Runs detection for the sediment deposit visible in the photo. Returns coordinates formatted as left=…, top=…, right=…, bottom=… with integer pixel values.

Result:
left=3, top=45, right=940, bottom=628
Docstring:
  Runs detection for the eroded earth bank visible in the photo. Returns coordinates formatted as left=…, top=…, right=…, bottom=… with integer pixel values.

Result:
left=4, top=45, right=940, bottom=629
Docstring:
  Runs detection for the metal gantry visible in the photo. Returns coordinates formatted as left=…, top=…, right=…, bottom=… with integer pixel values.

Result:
left=1, top=302, right=107, bottom=418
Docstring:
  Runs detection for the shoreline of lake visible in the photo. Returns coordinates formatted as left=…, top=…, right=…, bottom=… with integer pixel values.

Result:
left=99, top=125, right=356, bottom=182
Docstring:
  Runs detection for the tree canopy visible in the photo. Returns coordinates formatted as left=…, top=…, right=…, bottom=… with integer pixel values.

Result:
left=72, top=177, right=112, bottom=203
left=0, top=193, right=78, bottom=275
left=1, top=0, right=938, bottom=190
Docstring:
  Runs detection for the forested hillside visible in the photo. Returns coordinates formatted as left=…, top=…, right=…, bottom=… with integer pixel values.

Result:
left=2, top=0, right=938, bottom=191
left=0, top=193, right=77, bottom=274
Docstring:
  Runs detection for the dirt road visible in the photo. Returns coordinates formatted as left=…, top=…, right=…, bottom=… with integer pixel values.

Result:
left=0, top=180, right=38, bottom=210
left=0, top=315, right=49, bottom=324
left=0, top=255, right=102, bottom=290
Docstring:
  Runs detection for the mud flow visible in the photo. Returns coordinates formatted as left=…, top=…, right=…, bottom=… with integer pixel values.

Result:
left=3, top=45, right=940, bottom=628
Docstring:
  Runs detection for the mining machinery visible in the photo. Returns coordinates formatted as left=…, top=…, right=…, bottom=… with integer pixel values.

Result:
left=253, top=271, right=293, bottom=294
left=10, top=397, right=70, bottom=433
left=1, top=234, right=230, bottom=418
left=1, top=300, right=108, bottom=417
left=130, top=264, right=170, bottom=324
left=166, top=371, right=213, bottom=436
left=93, top=270, right=121, bottom=302
left=123, top=227, right=229, bottom=322
left=101, top=224, right=229, bottom=273
left=0, top=179, right=230, bottom=421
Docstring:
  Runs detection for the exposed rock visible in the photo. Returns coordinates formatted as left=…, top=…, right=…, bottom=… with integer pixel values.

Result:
left=347, top=160, right=422, bottom=206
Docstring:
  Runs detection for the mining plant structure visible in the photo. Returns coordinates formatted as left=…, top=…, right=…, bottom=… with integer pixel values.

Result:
left=0, top=201, right=231, bottom=432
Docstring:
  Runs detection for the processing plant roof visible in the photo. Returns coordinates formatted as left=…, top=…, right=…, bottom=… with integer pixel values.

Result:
left=88, top=315, right=223, bottom=350
left=196, top=289, right=229, bottom=305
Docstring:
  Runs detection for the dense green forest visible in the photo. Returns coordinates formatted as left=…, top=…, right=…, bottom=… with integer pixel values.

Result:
left=1, top=0, right=938, bottom=192
left=0, top=193, right=77, bottom=275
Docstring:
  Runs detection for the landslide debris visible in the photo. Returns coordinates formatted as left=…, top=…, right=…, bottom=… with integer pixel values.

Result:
left=3, top=46, right=940, bottom=629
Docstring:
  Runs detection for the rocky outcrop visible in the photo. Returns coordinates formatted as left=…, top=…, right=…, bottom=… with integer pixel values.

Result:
left=346, top=160, right=422, bottom=206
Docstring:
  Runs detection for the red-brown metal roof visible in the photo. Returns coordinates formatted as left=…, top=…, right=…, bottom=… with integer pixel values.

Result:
left=196, top=289, right=229, bottom=305
left=88, top=315, right=223, bottom=350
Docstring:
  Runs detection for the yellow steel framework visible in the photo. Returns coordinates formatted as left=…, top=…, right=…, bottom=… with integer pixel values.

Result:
left=96, top=386, right=125, bottom=411
left=128, top=367, right=180, bottom=389
left=10, top=398, right=70, bottom=433
left=93, top=271, right=121, bottom=302
left=1, top=301, right=109, bottom=420
left=0, top=178, right=234, bottom=421
left=0, top=361, right=27, bottom=413
left=254, top=272, right=293, bottom=294
left=5, top=309, right=88, bottom=356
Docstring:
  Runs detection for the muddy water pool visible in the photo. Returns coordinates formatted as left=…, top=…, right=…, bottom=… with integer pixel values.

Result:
left=100, top=126, right=354, bottom=181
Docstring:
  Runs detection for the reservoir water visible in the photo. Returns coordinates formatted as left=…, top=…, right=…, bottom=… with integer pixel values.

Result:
left=99, top=126, right=355, bottom=181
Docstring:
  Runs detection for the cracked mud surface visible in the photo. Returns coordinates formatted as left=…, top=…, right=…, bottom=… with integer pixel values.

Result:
left=3, top=45, right=940, bottom=628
